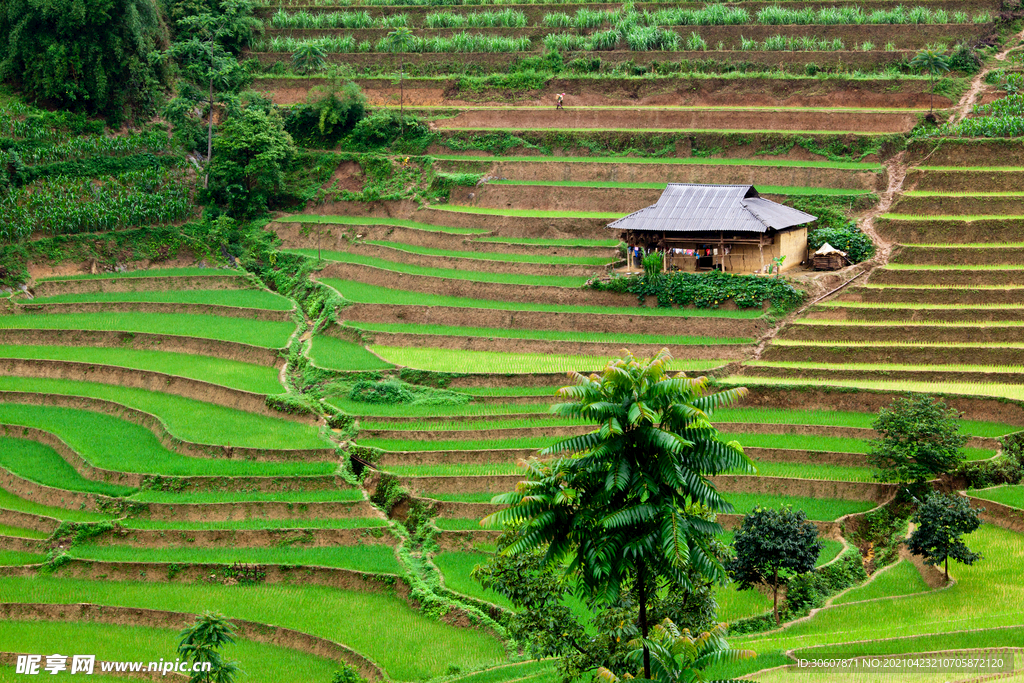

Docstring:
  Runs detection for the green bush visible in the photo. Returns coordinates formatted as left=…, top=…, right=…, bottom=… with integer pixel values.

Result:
left=808, top=224, right=875, bottom=263
left=590, top=269, right=804, bottom=311
left=284, top=82, right=367, bottom=147
left=350, top=380, right=414, bottom=405
left=641, top=251, right=663, bottom=278
left=347, top=110, right=428, bottom=149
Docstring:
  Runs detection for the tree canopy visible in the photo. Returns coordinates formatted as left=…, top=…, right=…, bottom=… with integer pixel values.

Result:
left=907, top=492, right=984, bottom=581
left=868, top=395, right=968, bottom=486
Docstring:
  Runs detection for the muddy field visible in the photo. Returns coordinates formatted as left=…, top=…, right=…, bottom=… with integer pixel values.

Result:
left=905, top=168, right=1024, bottom=193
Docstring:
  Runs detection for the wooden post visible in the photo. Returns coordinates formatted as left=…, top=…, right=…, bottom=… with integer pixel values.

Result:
left=719, top=232, right=725, bottom=273
left=758, top=234, right=765, bottom=273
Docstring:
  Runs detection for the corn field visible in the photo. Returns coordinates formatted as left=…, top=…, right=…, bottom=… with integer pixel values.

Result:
left=0, top=169, right=194, bottom=242
left=424, top=8, right=526, bottom=27
left=11, top=130, right=171, bottom=165
left=270, top=8, right=412, bottom=28
left=264, top=31, right=532, bottom=52
left=740, top=34, right=845, bottom=51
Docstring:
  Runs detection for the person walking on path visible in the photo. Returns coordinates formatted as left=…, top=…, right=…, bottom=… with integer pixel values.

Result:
left=556, top=92, right=565, bottom=110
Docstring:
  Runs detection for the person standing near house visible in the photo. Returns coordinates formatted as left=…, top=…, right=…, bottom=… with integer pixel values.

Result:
left=556, top=93, right=565, bottom=110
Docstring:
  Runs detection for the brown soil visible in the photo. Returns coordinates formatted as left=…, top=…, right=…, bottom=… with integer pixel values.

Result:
left=434, top=107, right=919, bottom=134
left=719, top=514, right=842, bottom=539
left=376, top=448, right=535, bottom=467
left=26, top=255, right=202, bottom=282
left=891, top=245, right=1024, bottom=267
left=906, top=138, right=1024, bottom=167
left=140, top=500, right=377, bottom=523
left=363, top=424, right=589, bottom=442
left=316, top=262, right=636, bottom=306
left=428, top=500, right=503, bottom=519
left=31, top=275, right=247, bottom=298
left=0, top=390, right=336, bottom=462
left=342, top=303, right=765, bottom=338
left=808, top=305, right=1024, bottom=323
left=420, top=207, right=609, bottom=239
left=965, top=494, right=1024, bottom=534
left=741, top=386, right=1024, bottom=426
left=8, top=300, right=294, bottom=322
left=890, top=195, right=1024, bottom=216
left=402, top=474, right=521, bottom=495
left=742, top=365, right=1024, bottom=387
left=435, top=529, right=501, bottom=552
left=761, top=343, right=1024, bottom=368
left=0, top=508, right=60, bottom=534
left=0, top=535, right=45, bottom=553
left=0, top=602, right=384, bottom=681
left=0, top=358, right=314, bottom=424
left=0, top=328, right=282, bottom=366
left=852, top=286, right=1024, bottom=307
left=0, top=467, right=112, bottom=513
left=451, top=184, right=662, bottom=215
left=93, top=525, right=395, bottom=549
left=786, top=322, right=1024, bottom=344
left=437, top=159, right=883, bottom=192
left=359, top=330, right=751, bottom=361
left=877, top=217, right=1024, bottom=244
left=905, top=168, right=1024, bottom=193
left=323, top=160, right=364, bottom=194
left=869, top=269, right=1024, bottom=287
left=713, top=474, right=894, bottom=501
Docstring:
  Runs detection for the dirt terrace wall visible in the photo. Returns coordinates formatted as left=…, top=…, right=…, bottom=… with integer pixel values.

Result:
left=428, top=500, right=503, bottom=519
left=376, top=448, right=536, bottom=466
left=438, top=159, right=882, bottom=191
left=906, top=168, right=1024, bottom=193
left=32, top=275, right=249, bottom=297
left=785, top=322, right=1023, bottom=344
left=876, top=217, right=1024, bottom=244
left=247, top=48, right=920, bottom=72
left=747, top=364, right=1024, bottom=387
left=850, top=285, right=1024, bottom=306
left=0, top=328, right=282, bottom=366
left=358, top=330, right=751, bottom=360
left=92, top=525, right=396, bottom=549
left=892, top=245, right=1024, bottom=267
left=341, top=303, right=766, bottom=338
left=0, top=358, right=315, bottom=424
left=963, top=494, right=1024, bottom=534
left=0, top=535, right=44, bottom=553
left=309, top=240, right=603, bottom=278
left=906, top=138, right=1024, bottom=167
left=363, top=424, right=589, bottom=442
left=451, top=184, right=663, bottom=215
left=2, top=422, right=342, bottom=493
left=760, top=343, right=1024, bottom=367
left=809, top=304, right=1024, bottom=323
left=0, top=391, right=335, bottom=462
left=0, top=602, right=384, bottom=682
left=0, top=508, right=59, bottom=534
left=6, top=300, right=293, bottom=322
left=741, top=385, right=1024, bottom=427
left=891, top=195, right=1024, bottom=216
left=870, top=269, right=1024, bottom=287
left=717, top=513, right=842, bottom=538
left=138, top=499, right=377, bottom=523
left=264, top=24, right=982, bottom=50
left=316, top=262, right=638, bottom=306
left=434, top=107, right=918, bottom=134
left=419, top=207, right=610, bottom=238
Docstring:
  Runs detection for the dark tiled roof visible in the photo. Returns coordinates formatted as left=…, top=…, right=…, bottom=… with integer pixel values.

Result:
left=608, top=184, right=816, bottom=234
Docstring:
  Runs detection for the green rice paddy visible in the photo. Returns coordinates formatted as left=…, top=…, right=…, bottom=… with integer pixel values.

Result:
left=473, top=236, right=617, bottom=247
left=38, top=268, right=232, bottom=281
left=25, top=289, right=294, bottom=309
left=711, top=407, right=1014, bottom=438
left=0, top=376, right=328, bottom=450
left=351, top=321, right=752, bottom=345
left=70, top=544, right=402, bottom=573
left=276, top=214, right=488, bottom=234
left=293, top=249, right=591, bottom=288
left=488, top=179, right=872, bottom=196
left=734, top=375, right=1024, bottom=402
left=0, top=344, right=283, bottom=394
left=434, top=551, right=516, bottom=610
left=0, top=436, right=136, bottom=497
left=128, top=488, right=363, bottom=504
left=724, top=492, right=877, bottom=520
left=368, top=346, right=728, bottom=374
left=430, top=204, right=623, bottom=220
left=832, top=559, right=931, bottom=605
left=0, top=523, right=49, bottom=539
left=119, top=517, right=387, bottom=531
left=0, top=312, right=296, bottom=348
left=0, top=488, right=112, bottom=523
left=366, top=241, right=615, bottom=266
left=326, top=278, right=763, bottom=318
left=0, top=549, right=46, bottom=565
left=307, top=334, right=394, bottom=371
left=430, top=154, right=884, bottom=170
left=968, top=485, right=1024, bottom=510
left=389, top=463, right=520, bottom=476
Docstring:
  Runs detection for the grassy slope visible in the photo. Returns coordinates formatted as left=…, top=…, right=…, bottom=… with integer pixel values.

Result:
left=0, top=436, right=135, bottom=497
left=0, top=313, right=296, bottom=348
left=308, top=335, right=394, bottom=371
left=832, top=559, right=931, bottom=605
left=0, top=576, right=506, bottom=681
left=0, top=344, right=283, bottom=394
left=0, top=377, right=327, bottom=450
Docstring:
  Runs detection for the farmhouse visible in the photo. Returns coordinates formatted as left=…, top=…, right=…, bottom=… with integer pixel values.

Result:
left=611, top=184, right=817, bottom=274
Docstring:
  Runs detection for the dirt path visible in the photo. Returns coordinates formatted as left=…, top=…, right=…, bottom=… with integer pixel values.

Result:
left=951, top=25, right=1024, bottom=123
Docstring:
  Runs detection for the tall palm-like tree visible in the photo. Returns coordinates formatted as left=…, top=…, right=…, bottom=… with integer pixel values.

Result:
left=386, top=26, right=414, bottom=116
left=483, top=349, right=754, bottom=681
left=910, top=48, right=951, bottom=114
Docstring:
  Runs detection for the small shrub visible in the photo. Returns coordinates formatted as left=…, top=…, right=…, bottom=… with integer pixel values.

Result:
left=349, top=379, right=413, bottom=405
left=808, top=223, right=875, bottom=263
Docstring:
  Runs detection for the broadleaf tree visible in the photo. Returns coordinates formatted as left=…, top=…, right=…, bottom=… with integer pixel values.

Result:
left=727, top=505, right=822, bottom=625
left=868, top=395, right=968, bottom=488
left=482, top=349, right=754, bottom=680
left=907, top=491, right=984, bottom=581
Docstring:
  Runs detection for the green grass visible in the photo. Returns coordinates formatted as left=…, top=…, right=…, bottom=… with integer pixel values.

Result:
left=388, top=463, right=521, bottom=477
left=750, top=360, right=1024, bottom=379
left=0, top=436, right=135, bottom=497
left=752, top=461, right=875, bottom=482
left=128, top=488, right=362, bottom=504
left=488, top=179, right=872, bottom=196
left=428, top=492, right=500, bottom=503
left=460, top=386, right=560, bottom=396
left=430, top=204, right=623, bottom=220
left=968, top=485, right=1024, bottom=510
left=276, top=214, right=488, bottom=234
left=0, top=576, right=507, bottom=681
left=732, top=375, right=1024, bottom=402
left=448, top=660, right=559, bottom=683
left=328, top=397, right=549, bottom=418
left=0, top=403, right=333, bottom=477
left=0, top=549, right=45, bottom=565
left=360, top=416, right=578, bottom=430
left=38, top=267, right=232, bottom=281
left=26, top=289, right=294, bottom=309
left=0, top=620, right=338, bottom=683
left=712, top=406, right=1015, bottom=438
left=473, top=236, right=617, bottom=247
left=0, top=344, right=283, bottom=394
left=366, top=241, right=615, bottom=266
left=0, top=489, right=112, bottom=522
left=71, top=544, right=401, bottom=573
left=435, top=517, right=487, bottom=531
left=369, top=346, right=728, bottom=374
left=119, top=517, right=387, bottom=531
left=735, top=524, right=1024, bottom=651
left=0, top=377, right=328, bottom=450
left=724, top=432, right=872, bottom=454
left=360, top=436, right=548, bottom=452
left=725, top=493, right=877, bottom=520
left=308, top=335, right=394, bottom=371
left=326, top=279, right=763, bottom=318
left=294, top=249, right=590, bottom=288
left=351, top=321, right=751, bottom=345
left=434, top=551, right=516, bottom=610
left=0, top=523, right=49, bottom=539
left=832, top=559, right=931, bottom=605
left=432, top=154, right=883, bottom=170
left=0, top=312, right=296, bottom=348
